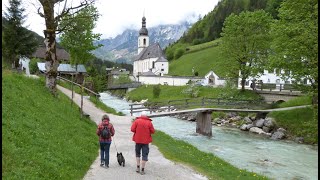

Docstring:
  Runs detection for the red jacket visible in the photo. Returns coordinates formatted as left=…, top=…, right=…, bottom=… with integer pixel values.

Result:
left=131, top=115, right=155, bottom=144
left=96, top=120, right=115, bottom=142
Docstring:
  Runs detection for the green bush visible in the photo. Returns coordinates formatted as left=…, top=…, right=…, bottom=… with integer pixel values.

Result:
left=153, top=85, right=161, bottom=98
left=29, top=58, right=41, bottom=74
left=165, top=48, right=174, bottom=61
left=174, top=48, right=185, bottom=59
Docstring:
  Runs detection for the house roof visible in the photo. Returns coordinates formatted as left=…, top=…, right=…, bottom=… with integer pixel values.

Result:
left=135, top=43, right=165, bottom=61
left=32, top=46, right=70, bottom=61
left=155, top=56, right=168, bottom=63
left=37, top=63, right=86, bottom=74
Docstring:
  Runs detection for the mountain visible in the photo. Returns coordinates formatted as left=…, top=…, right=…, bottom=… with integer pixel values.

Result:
left=92, top=21, right=193, bottom=64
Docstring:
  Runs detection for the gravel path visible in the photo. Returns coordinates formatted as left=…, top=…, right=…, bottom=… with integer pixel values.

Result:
left=57, top=85, right=207, bottom=180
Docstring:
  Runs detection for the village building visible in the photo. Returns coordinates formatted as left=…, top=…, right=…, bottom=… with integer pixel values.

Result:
left=133, top=16, right=169, bottom=77
left=238, top=69, right=312, bottom=90
left=32, top=45, right=70, bottom=63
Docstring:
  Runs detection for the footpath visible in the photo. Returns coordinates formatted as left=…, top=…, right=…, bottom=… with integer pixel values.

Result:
left=57, top=85, right=207, bottom=180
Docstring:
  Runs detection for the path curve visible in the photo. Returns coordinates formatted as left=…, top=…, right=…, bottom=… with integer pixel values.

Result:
left=57, top=85, right=207, bottom=180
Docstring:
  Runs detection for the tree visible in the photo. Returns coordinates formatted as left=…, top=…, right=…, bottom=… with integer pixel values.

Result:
left=59, top=5, right=102, bottom=83
left=269, top=0, right=318, bottom=105
left=220, top=10, right=273, bottom=90
left=2, top=0, right=38, bottom=68
left=37, top=0, right=95, bottom=95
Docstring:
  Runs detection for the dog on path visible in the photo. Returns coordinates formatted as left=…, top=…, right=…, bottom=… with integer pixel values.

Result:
left=117, top=152, right=125, bottom=167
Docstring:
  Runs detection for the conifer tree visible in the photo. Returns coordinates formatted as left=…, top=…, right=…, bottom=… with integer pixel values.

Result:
left=2, top=0, right=38, bottom=68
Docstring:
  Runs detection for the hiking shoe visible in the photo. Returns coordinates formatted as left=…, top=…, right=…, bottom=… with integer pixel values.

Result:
left=140, top=171, right=145, bottom=175
left=100, top=163, right=104, bottom=167
left=136, top=168, right=140, bottom=173
left=105, top=164, right=109, bottom=168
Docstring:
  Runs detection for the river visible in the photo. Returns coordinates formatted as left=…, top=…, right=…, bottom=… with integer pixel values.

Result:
left=99, top=92, right=318, bottom=180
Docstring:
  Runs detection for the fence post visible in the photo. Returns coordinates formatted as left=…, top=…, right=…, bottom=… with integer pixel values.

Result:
left=168, top=100, right=171, bottom=112
left=130, top=104, right=133, bottom=116
left=81, top=83, right=83, bottom=118
left=71, top=74, right=74, bottom=106
left=202, top=97, right=205, bottom=107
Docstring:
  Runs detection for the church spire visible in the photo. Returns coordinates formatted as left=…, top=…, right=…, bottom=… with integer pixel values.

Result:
left=139, top=14, right=148, bottom=35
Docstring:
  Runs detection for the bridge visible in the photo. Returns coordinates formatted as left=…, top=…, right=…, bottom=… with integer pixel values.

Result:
left=106, top=82, right=142, bottom=90
left=131, top=104, right=310, bottom=137
left=255, top=90, right=302, bottom=103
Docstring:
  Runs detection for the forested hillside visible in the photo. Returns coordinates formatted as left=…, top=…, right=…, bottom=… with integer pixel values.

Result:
left=165, top=0, right=283, bottom=60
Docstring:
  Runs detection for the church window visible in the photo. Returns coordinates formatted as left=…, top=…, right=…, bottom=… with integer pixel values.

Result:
left=152, top=61, right=155, bottom=68
left=161, top=69, right=164, bottom=71
left=143, top=38, right=146, bottom=45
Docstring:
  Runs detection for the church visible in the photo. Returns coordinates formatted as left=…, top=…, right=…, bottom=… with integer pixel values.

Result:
left=133, top=16, right=169, bottom=77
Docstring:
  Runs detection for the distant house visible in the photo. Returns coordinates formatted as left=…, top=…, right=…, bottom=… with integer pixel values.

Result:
left=133, top=16, right=169, bottom=77
left=37, top=62, right=86, bottom=83
left=32, top=46, right=70, bottom=63
left=238, top=69, right=312, bottom=89
left=203, top=71, right=226, bottom=86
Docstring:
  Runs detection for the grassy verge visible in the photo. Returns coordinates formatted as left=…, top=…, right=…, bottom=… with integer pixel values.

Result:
left=89, top=96, right=124, bottom=116
left=2, top=71, right=98, bottom=179
left=268, top=95, right=317, bottom=144
left=126, top=85, right=262, bottom=103
left=152, top=131, right=269, bottom=180
left=57, top=78, right=123, bottom=116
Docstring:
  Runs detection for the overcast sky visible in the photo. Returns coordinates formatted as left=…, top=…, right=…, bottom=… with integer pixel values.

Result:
left=2, top=0, right=219, bottom=39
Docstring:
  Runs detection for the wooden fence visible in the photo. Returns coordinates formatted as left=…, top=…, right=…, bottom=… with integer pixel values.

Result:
left=57, top=76, right=100, bottom=117
left=129, top=98, right=265, bottom=116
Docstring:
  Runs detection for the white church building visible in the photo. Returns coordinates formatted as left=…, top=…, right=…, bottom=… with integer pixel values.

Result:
left=133, top=16, right=169, bottom=77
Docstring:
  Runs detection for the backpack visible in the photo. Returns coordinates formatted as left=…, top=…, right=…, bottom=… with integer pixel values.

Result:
left=101, top=124, right=111, bottom=139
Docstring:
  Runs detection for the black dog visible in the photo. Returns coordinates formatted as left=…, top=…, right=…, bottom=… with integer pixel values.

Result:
left=117, top=152, right=125, bottom=167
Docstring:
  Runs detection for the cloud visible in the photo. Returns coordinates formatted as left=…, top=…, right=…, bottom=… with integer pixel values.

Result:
left=2, top=0, right=218, bottom=39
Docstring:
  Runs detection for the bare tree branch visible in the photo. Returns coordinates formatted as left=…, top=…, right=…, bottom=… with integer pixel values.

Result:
left=37, top=7, right=45, bottom=18
left=54, top=0, right=94, bottom=23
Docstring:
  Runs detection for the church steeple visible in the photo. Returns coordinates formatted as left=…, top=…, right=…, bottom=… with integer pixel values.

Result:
left=139, top=16, right=148, bottom=35
left=138, top=14, right=149, bottom=54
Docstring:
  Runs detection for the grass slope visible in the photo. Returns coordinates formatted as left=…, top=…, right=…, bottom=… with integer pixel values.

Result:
left=268, top=95, right=317, bottom=144
left=2, top=70, right=98, bottom=179
left=169, top=39, right=234, bottom=77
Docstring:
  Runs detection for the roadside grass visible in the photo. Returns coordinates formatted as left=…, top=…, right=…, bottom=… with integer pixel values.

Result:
left=152, top=131, right=269, bottom=180
left=268, top=95, right=317, bottom=144
left=57, top=78, right=123, bottom=115
left=2, top=71, right=98, bottom=179
left=89, top=96, right=124, bottom=116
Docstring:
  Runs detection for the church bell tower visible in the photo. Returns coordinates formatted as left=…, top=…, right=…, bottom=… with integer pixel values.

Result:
left=138, top=16, right=149, bottom=54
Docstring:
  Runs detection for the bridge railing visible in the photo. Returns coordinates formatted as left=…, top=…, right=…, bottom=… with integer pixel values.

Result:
left=129, top=97, right=265, bottom=116
left=255, top=83, right=302, bottom=92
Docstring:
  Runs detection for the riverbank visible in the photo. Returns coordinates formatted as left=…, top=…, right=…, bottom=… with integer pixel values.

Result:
left=99, top=91, right=318, bottom=180
left=124, top=85, right=317, bottom=145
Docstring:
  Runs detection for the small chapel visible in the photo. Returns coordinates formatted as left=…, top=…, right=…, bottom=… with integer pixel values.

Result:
left=133, top=16, right=169, bottom=77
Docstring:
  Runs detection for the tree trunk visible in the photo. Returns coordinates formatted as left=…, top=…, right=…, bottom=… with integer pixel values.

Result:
left=40, top=0, right=59, bottom=96
left=241, top=78, right=246, bottom=91
left=44, top=29, right=59, bottom=96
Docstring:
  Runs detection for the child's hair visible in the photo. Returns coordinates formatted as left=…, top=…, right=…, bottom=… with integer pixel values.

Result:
left=102, top=114, right=109, bottom=121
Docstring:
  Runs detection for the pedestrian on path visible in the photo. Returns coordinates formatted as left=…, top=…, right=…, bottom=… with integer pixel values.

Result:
left=96, top=114, right=115, bottom=168
left=131, top=111, right=155, bottom=175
